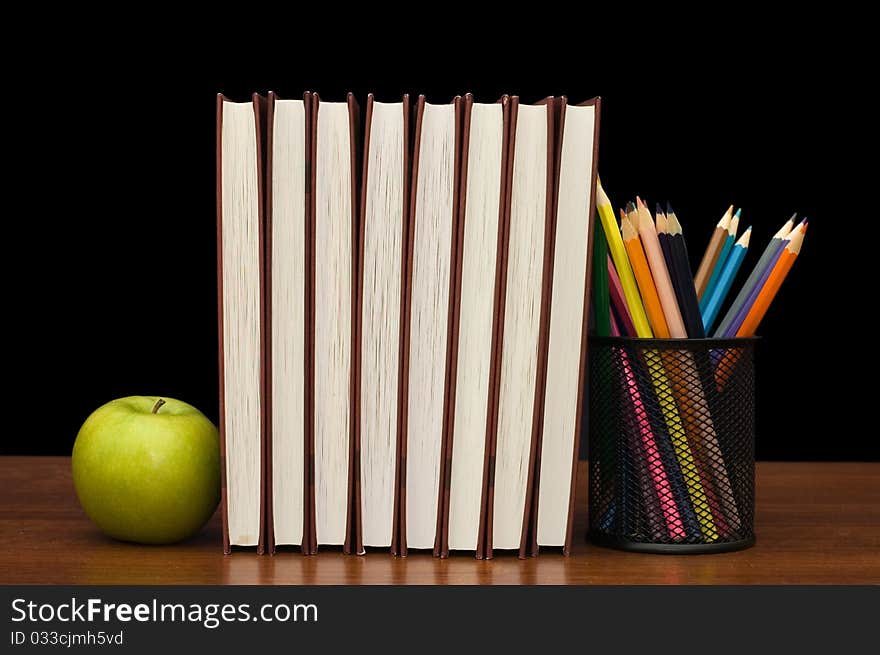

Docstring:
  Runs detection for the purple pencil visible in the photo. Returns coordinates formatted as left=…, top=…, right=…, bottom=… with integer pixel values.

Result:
left=713, top=214, right=796, bottom=337
left=721, top=219, right=805, bottom=338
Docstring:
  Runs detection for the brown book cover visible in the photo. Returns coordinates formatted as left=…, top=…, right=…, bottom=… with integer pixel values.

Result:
left=527, top=96, right=602, bottom=556
left=438, top=94, right=510, bottom=559
left=216, top=93, right=268, bottom=554
left=264, top=91, right=313, bottom=554
left=483, top=96, right=556, bottom=560
left=353, top=94, right=411, bottom=556
left=308, top=93, right=360, bottom=555
left=397, top=95, right=462, bottom=558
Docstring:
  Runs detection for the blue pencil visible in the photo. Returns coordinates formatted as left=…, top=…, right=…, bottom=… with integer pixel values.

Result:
left=702, top=227, right=751, bottom=333
left=700, top=208, right=740, bottom=307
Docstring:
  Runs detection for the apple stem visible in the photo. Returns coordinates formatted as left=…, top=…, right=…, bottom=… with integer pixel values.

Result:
left=151, top=398, right=166, bottom=414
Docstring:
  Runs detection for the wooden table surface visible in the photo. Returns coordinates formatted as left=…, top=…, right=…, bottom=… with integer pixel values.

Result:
left=1, top=457, right=877, bottom=585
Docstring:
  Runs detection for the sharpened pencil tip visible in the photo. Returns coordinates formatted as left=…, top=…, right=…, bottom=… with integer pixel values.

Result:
left=736, top=226, right=753, bottom=247
left=636, top=196, right=645, bottom=209
left=625, top=201, right=636, bottom=214
left=655, top=202, right=664, bottom=216
left=666, top=201, right=675, bottom=216
left=789, top=212, right=798, bottom=221
left=734, top=208, right=742, bottom=218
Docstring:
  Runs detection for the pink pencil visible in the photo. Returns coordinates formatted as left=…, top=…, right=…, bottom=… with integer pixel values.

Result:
left=609, top=308, right=684, bottom=539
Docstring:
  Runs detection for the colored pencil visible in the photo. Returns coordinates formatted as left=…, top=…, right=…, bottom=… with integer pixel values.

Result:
left=592, top=217, right=611, bottom=337
left=663, top=204, right=740, bottom=525
left=736, top=225, right=806, bottom=337
left=664, top=354, right=737, bottom=534
left=714, top=221, right=807, bottom=389
left=621, top=211, right=670, bottom=338
left=607, top=255, right=637, bottom=337
left=612, top=266, right=688, bottom=539
left=596, top=180, right=652, bottom=337
left=609, top=230, right=715, bottom=537
left=638, top=347, right=717, bottom=539
left=626, top=348, right=703, bottom=539
left=713, top=214, right=796, bottom=338
left=637, top=201, right=687, bottom=337
left=610, top=313, right=685, bottom=540
left=701, top=209, right=740, bottom=306
left=605, top=289, right=702, bottom=538
left=664, top=203, right=706, bottom=338
left=609, top=194, right=717, bottom=538
left=722, top=218, right=805, bottom=338
left=642, top=200, right=730, bottom=522
left=654, top=206, right=672, bottom=280
left=694, top=204, right=734, bottom=299
left=712, top=213, right=797, bottom=339
left=701, top=227, right=751, bottom=333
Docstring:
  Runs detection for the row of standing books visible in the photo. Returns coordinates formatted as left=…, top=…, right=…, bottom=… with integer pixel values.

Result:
left=216, top=92, right=601, bottom=556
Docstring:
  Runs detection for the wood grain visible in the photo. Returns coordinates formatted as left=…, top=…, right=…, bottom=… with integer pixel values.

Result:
left=1, top=458, right=877, bottom=585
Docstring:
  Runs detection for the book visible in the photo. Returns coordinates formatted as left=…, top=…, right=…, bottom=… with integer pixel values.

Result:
left=216, top=93, right=267, bottom=553
left=311, top=93, right=359, bottom=554
left=265, top=91, right=311, bottom=552
left=485, top=96, right=556, bottom=559
left=398, top=96, right=461, bottom=556
left=530, top=97, right=601, bottom=555
left=217, top=89, right=603, bottom=557
left=355, top=94, right=410, bottom=553
left=442, top=95, right=510, bottom=558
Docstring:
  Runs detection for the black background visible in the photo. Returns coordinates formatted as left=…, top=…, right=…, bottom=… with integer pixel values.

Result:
left=9, top=40, right=868, bottom=460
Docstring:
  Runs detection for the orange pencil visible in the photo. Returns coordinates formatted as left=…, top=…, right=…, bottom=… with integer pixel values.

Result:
left=736, top=224, right=806, bottom=337
left=621, top=210, right=670, bottom=338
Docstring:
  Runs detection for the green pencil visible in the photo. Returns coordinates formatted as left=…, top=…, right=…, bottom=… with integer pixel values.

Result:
left=592, top=215, right=611, bottom=337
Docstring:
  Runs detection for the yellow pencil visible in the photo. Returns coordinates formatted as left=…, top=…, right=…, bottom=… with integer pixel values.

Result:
left=598, top=183, right=717, bottom=539
left=642, top=351, right=718, bottom=539
left=596, top=180, right=652, bottom=337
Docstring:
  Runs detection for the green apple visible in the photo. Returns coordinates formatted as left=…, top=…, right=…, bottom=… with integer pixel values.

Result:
left=72, top=396, right=220, bottom=544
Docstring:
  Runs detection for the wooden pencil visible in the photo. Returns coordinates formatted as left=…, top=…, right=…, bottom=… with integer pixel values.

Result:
left=639, top=348, right=717, bottom=539
left=621, top=211, right=670, bottom=338
left=736, top=224, right=806, bottom=336
left=607, top=255, right=637, bottom=337
left=592, top=217, right=611, bottom=337
left=714, top=221, right=807, bottom=390
left=655, top=207, right=677, bottom=300
left=723, top=218, right=804, bottom=338
left=694, top=204, right=734, bottom=298
left=664, top=204, right=742, bottom=527
left=608, top=310, right=695, bottom=539
left=610, top=313, right=680, bottom=540
left=636, top=201, right=687, bottom=337
left=701, top=227, right=751, bottom=333
left=596, top=180, right=652, bottom=337
left=624, top=203, right=719, bottom=537
left=700, top=208, right=740, bottom=305
left=714, top=214, right=796, bottom=338
left=664, top=203, right=706, bottom=338
left=609, top=248, right=716, bottom=536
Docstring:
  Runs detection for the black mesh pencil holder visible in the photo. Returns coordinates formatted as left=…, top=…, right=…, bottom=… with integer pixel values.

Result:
left=588, top=336, right=756, bottom=554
